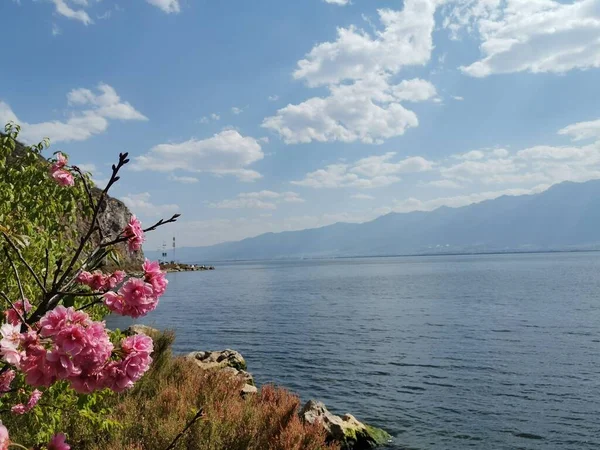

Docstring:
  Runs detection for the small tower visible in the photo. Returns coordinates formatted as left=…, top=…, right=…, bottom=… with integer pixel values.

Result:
left=172, top=236, right=176, bottom=263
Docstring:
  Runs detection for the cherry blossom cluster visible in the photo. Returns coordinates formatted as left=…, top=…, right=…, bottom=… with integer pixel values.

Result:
left=102, top=259, right=167, bottom=318
left=77, top=270, right=126, bottom=292
left=0, top=306, right=153, bottom=395
left=49, top=153, right=74, bottom=187
left=123, top=215, right=145, bottom=251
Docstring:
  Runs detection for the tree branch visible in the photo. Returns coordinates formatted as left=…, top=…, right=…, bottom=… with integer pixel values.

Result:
left=2, top=233, right=46, bottom=295
left=100, top=213, right=181, bottom=249
left=55, top=153, right=129, bottom=290
left=165, top=408, right=204, bottom=450
left=3, top=247, right=25, bottom=305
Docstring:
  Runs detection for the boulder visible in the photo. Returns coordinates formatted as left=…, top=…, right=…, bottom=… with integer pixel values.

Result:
left=126, top=324, right=160, bottom=337
left=186, top=349, right=247, bottom=372
left=300, top=400, right=391, bottom=449
left=186, top=349, right=255, bottom=396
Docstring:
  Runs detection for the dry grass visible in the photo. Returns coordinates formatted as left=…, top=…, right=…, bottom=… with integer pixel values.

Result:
left=66, top=331, right=338, bottom=450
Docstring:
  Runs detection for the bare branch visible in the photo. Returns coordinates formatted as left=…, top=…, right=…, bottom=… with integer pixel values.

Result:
left=100, top=213, right=181, bottom=249
left=2, top=233, right=47, bottom=295
left=3, top=247, right=25, bottom=304
left=43, top=248, right=50, bottom=291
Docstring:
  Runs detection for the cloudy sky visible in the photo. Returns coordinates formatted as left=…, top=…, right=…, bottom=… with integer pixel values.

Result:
left=2, top=0, right=600, bottom=250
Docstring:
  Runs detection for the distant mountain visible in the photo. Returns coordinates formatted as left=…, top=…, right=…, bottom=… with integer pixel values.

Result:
left=147, top=180, right=600, bottom=262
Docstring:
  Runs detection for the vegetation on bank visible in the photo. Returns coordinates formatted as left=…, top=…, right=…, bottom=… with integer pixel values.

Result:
left=0, top=123, right=338, bottom=449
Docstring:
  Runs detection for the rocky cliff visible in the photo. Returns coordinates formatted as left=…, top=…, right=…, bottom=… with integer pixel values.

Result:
left=8, top=135, right=143, bottom=268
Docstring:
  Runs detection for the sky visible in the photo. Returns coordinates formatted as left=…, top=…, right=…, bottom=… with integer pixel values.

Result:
left=2, top=0, right=600, bottom=251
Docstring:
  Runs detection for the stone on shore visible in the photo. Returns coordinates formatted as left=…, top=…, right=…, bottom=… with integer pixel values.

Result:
left=186, top=349, right=255, bottom=395
left=126, top=324, right=160, bottom=337
left=300, top=400, right=392, bottom=449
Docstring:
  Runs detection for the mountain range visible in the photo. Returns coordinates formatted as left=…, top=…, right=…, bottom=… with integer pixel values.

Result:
left=146, top=180, right=600, bottom=262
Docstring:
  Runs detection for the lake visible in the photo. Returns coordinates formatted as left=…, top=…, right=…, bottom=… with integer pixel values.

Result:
left=108, top=252, right=600, bottom=449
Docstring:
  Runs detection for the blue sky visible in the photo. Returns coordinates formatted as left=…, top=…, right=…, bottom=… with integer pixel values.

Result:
left=2, top=0, right=600, bottom=250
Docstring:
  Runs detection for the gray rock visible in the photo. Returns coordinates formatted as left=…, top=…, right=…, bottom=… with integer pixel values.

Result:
left=185, top=349, right=247, bottom=371
left=300, top=400, right=392, bottom=449
left=126, top=324, right=159, bottom=337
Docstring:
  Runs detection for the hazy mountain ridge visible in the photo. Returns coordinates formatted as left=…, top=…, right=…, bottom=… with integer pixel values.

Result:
left=147, top=180, right=600, bottom=262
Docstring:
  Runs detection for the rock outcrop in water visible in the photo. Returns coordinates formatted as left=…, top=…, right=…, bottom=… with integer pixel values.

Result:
left=300, top=400, right=392, bottom=449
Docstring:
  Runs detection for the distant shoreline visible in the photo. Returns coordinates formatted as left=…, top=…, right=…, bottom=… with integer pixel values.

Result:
left=183, top=247, right=600, bottom=265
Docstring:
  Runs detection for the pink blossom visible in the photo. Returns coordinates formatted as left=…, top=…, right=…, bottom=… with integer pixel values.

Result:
left=105, top=270, right=126, bottom=290
left=89, top=271, right=108, bottom=291
left=52, top=169, right=75, bottom=187
left=48, top=433, right=71, bottom=450
left=103, top=291, right=125, bottom=315
left=106, top=278, right=158, bottom=318
left=0, top=424, right=8, bottom=450
left=4, top=298, right=32, bottom=326
left=121, top=334, right=153, bottom=356
left=11, top=389, right=42, bottom=415
left=143, top=259, right=168, bottom=297
left=50, top=152, right=68, bottom=172
left=39, top=306, right=70, bottom=337
left=68, top=368, right=107, bottom=394
left=0, top=370, right=15, bottom=394
left=105, top=351, right=152, bottom=393
left=20, top=343, right=55, bottom=387
left=46, top=349, right=81, bottom=379
left=0, top=323, right=22, bottom=367
left=123, top=215, right=145, bottom=252
left=76, top=271, right=93, bottom=285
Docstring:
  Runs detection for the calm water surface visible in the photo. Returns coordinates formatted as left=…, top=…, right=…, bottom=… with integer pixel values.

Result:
left=109, top=252, right=600, bottom=449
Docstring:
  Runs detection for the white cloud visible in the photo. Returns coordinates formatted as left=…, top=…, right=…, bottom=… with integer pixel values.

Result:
left=268, top=95, right=279, bottom=102
left=52, top=23, right=62, bottom=36
left=263, top=75, right=439, bottom=144
left=210, top=191, right=304, bottom=210
left=145, top=0, right=180, bottom=14
left=199, top=117, right=209, bottom=124
left=324, top=0, right=349, bottom=5
left=52, top=0, right=92, bottom=25
left=0, top=83, right=146, bottom=144
left=351, top=193, right=375, bottom=200
left=558, top=118, right=600, bottom=141
left=392, top=78, right=438, bottom=102
left=121, top=192, right=180, bottom=218
left=132, top=130, right=264, bottom=182
left=393, top=185, right=550, bottom=213
left=231, top=107, right=244, bottom=115
left=211, top=113, right=220, bottom=120
left=169, top=175, right=199, bottom=184
left=67, top=83, right=147, bottom=120
left=293, top=153, right=433, bottom=188
left=264, top=0, right=438, bottom=145
left=294, top=1, right=437, bottom=87
left=445, top=0, right=600, bottom=77
left=452, top=95, right=464, bottom=101
left=438, top=121, right=600, bottom=187
left=426, top=179, right=463, bottom=189
left=454, top=150, right=485, bottom=160
left=76, top=163, right=96, bottom=173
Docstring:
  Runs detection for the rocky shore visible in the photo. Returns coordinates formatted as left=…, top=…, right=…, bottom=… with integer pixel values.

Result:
left=159, top=262, right=215, bottom=273
left=127, top=325, right=392, bottom=449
